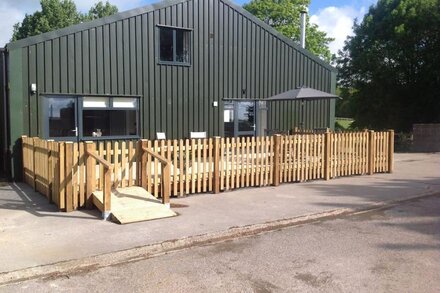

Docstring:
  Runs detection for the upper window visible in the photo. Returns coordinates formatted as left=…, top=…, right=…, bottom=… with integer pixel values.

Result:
left=158, top=26, right=191, bottom=65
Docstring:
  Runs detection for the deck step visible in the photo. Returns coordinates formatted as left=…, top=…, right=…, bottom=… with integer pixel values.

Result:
left=92, top=186, right=176, bottom=224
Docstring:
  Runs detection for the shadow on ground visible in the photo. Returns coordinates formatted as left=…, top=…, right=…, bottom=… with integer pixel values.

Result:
left=0, top=183, right=100, bottom=220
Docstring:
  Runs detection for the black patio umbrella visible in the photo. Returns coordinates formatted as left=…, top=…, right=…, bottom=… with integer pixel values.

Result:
left=266, top=86, right=340, bottom=130
left=266, top=86, right=340, bottom=101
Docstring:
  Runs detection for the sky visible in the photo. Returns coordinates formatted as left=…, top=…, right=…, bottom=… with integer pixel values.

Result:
left=0, top=0, right=377, bottom=55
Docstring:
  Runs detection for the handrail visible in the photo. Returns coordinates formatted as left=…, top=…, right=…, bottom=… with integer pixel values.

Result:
left=140, top=142, right=171, bottom=206
left=85, top=149, right=113, bottom=170
left=142, top=147, right=169, bottom=165
left=85, top=142, right=113, bottom=220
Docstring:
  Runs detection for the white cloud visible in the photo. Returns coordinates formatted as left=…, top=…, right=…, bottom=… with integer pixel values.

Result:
left=310, top=5, right=368, bottom=55
left=0, top=0, right=39, bottom=46
left=0, top=0, right=145, bottom=46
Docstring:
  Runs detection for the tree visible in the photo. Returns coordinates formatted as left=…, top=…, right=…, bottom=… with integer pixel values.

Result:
left=12, top=0, right=118, bottom=42
left=12, top=0, right=81, bottom=41
left=86, top=1, right=119, bottom=21
left=337, top=0, right=440, bottom=131
left=243, top=0, right=334, bottom=62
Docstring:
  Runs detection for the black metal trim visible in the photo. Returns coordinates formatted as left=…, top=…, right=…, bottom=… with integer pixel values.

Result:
left=40, top=94, right=141, bottom=141
left=156, top=26, right=192, bottom=66
left=156, top=24, right=193, bottom=31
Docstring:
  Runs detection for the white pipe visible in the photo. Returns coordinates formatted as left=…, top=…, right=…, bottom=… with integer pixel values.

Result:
left=300, top=8, right=308, bottom=49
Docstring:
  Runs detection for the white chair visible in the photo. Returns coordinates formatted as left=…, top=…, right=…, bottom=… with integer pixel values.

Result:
left=156, top=132, right=166, bottom=140
left=190, top=132, right=207, bottom=139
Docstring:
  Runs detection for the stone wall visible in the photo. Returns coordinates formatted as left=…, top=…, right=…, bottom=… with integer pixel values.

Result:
left=413, top=124, right=440, bottom=152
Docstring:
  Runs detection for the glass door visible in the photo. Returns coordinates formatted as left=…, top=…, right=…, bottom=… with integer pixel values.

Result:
left=43, top=96, right=78, bottom=141
left=224, top=101, right=256, bottom=137
left=236, top=101, right=256, bottom=137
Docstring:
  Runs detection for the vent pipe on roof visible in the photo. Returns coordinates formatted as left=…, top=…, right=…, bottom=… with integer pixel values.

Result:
left=300, top=8, right=308, bottom=49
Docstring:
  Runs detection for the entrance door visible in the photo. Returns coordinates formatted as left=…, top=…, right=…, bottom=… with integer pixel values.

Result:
left=43, top=96, right=79, bottom=141
left=236, top=101, right=256, bottom=137
left=224, top=101, right=256, bottom=137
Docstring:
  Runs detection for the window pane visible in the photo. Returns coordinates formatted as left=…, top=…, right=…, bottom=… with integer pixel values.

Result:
left=224, top=103, right=234, bottom=137
left=238, top=102, right=255, bottom=132
left=83, top=110, right=137, bottom=137
left=159, top=27, right=174, bottom=62
left=83, top=97, right=109, bottom=108
left=47, top=97, right=76, bottom=137
left=176, top=29, right=190, bottom=63
left=113, top=98, right=138, bottom=108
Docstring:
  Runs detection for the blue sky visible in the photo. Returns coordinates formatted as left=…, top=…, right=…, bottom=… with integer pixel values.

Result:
left=0, top=0, right=377, bottom=54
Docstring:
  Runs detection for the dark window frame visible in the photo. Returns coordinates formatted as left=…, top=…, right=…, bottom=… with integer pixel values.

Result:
left=40, top=94, right=141, bottom=141
left=41, top=95, right=78, bottom=141
left=157, top=24, right=192, bottom=66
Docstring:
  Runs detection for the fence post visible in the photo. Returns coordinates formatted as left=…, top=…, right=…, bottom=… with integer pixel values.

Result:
left=141, top=139, right=148, bottom=189
left=213, top=136, right=221, bottom=194
left=324, top=130, right=331, bottom=180
left=65, top=142, right=74, bottom=212
left=368, top=130, right=375, bottom=175
left=103, top=165, right=112, bottom=219
left=47, top=140, right=54, bottom=203
left=136, top=140, right=142, bottom=186
left=388, top=129, right=394, bottom=173
left=85, top=142, right=96, bottom=209
left=162, top=164, right=171, bottom=206
left=32, top=138, right=36, bottom=191
left=273, top=134, right=282, bottom=186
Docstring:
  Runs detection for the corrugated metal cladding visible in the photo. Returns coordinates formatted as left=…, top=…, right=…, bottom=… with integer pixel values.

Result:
left=0, top=49, right=7, bottom=177
left=10, top=0, right=335, bottom=141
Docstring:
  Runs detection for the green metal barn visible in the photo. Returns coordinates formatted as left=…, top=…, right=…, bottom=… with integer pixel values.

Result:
left=0, top=0, right=336, bottom=180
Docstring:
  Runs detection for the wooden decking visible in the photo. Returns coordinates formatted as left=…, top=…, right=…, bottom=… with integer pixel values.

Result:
left=92, top=186, right=176, bottom=224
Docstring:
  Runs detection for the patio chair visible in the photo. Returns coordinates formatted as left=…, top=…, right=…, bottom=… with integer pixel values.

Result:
left=156, top=132, right=166, bottom=140
left=190, top=132, right=207, bottom=139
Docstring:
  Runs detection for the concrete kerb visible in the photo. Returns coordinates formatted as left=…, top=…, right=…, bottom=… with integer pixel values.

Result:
left=1, top=191, right=438, bottom=287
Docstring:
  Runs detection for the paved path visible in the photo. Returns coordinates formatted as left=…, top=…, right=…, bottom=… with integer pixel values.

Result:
left=0, top=153, right=439, bottom=274
left=3, top=193, right=440, bottom=292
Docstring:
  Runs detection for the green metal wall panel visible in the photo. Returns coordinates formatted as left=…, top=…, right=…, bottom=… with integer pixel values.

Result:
left=8, top=49, right=25, bottom=179
left=0, top=49, right=6, bottom=177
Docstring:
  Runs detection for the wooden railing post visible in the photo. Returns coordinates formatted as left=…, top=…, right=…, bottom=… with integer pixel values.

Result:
left=32, top=138, right=36, bottom=191
left=368, top=130, right=375, bottom=175
left=213, top=136, right=221, bottom=194
left=388, top=129, right=394, bottom=173
left=21, top=136, right=27, bottom=183
left=141, top=139, right=148, bottom=189
left=103, top=165, right=113, bottom=219
left=85, top=142, right=96, bottom=209
left=47, top=140, right=54, bottom=203
left=136, top=140, right=142, bottom=186
left=273, top=134, right=282, bottom=186
left=324, top=130, right=331, bottom=180
left=162, top=163, right=170, bottom=206
left=65, top=142, right=74, bottom=212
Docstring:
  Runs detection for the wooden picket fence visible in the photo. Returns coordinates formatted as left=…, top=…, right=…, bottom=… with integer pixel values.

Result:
left=21, top=130, right=394, bottom=212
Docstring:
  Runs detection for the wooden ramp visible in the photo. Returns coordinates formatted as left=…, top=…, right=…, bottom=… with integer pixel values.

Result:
left=92, top=186, right=177, bottom=224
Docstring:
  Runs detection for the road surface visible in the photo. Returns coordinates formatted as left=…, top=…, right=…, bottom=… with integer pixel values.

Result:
left=2, top=195, right=440, bottom=292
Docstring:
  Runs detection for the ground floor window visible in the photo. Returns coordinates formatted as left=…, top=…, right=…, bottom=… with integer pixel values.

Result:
left=42, top=95, right=140, bottom=140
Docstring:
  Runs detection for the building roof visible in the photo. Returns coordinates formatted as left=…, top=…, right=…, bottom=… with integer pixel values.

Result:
left=7, top=0, right=336, bottom=72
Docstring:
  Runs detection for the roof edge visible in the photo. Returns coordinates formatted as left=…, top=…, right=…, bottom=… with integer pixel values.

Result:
left=7, top=0, right=190, bottom=50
